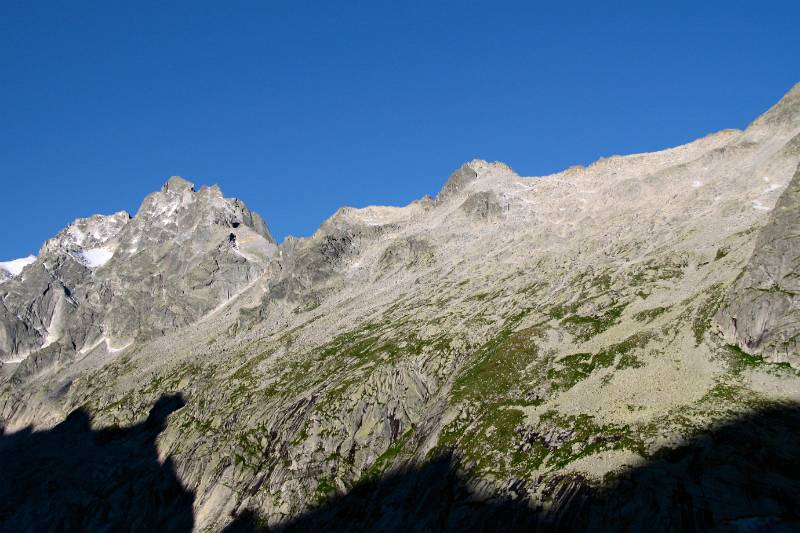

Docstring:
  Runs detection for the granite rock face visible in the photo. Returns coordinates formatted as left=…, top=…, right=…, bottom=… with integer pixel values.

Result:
left=716, top=162, right=800, bottom=365
left=2, top=84, right=800, bottom=531
left=437, top=163, right=478, bottom=201
left=0, top=178, right=275, bottom=376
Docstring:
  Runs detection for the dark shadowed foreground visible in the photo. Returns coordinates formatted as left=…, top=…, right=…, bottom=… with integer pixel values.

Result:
left=3, top=400, right=800, bottom=532
left=228, top=404, right=800, bottom=532
left=0, top=394, right=193, bottom=532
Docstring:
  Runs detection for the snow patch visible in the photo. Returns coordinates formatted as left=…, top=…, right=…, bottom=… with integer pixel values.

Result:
left=0, top=255, right=37, bottom=277
left=80, top=248, right=114, bottom=268
left=752, top=200, right=770, bottom=211
left=691, top=180, right=703, bottom=188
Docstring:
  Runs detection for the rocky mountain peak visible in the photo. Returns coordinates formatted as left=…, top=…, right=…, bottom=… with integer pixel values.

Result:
left=436, top=160, right=518, bottom=202
left=135, top=177, right=273, bottom=242
left=161, top=175, right=195, bottom=193
left=0, top=177, right=276, bottom=367
left=436, top=163, right=478, bottom=202
left=467, top=159, right=517, bottom=179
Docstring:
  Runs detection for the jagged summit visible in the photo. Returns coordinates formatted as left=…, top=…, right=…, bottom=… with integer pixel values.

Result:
left=0, top=178, right=276, bottom=367
left=138, top=176, right=275, bottom=243
left=161, top=175, right=195, bottom=193
left=436, top=160, right=517, bottom=202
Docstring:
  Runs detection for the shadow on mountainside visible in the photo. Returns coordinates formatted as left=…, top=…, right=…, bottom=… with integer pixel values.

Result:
left=0, top=393, right=193, bottom=533
left=226, top=403, right=800, bottom=532
left=2, top=397, right=799, bottom=532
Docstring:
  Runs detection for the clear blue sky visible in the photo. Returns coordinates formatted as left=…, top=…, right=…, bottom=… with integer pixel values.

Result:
left=1, top=1, right=798, bottom=259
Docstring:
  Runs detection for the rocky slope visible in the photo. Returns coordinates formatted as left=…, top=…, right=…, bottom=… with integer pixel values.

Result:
left=2, top=83, right=800, bottom=531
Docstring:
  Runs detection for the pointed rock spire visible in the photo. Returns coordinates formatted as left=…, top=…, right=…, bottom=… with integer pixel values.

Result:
left=162, top=176, right=195, bottom=193
left=436, top=163, right=478, bottom=202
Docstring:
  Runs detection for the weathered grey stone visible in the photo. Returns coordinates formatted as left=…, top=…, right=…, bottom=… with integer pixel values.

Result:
left=0, top=178, right=276, bottom=375
left=716, top=163, right=800, bottom=366
left=460, top=190, right=503, bottom=220
left=437, top=164, right=478, bottom=202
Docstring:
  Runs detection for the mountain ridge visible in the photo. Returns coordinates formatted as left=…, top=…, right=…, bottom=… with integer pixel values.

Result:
left=6, top=80, right=798, bottom=273
left=1, top=82, right=800, bottom=531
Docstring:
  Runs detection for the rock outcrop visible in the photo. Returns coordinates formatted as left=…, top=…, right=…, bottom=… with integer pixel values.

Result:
left=716, top=162, right=800, bottom=365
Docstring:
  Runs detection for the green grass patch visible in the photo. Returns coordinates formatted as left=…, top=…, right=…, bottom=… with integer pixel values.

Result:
left=633, top=306, right=668, bottom=323
left=452, top=310, right=544, bottom=402
left=314, top=477, right=337, bottom=502
left=539, top=411, right=645, bottom=469
left=358, top=427, right=415, bottom=484
left=438, top=403, right=543, bottom=478
left=560, top=303, right=628, bottom=341
left=692, top=284, right=725, bottom=346
left=548, top=332, right=653, bottom=391
left=724, top=344, right=793, bottom=374
left=629, top=258, right=686, bottom=286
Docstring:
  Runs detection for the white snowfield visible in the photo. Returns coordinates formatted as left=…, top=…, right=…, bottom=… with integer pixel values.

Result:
left=79, top=247, right=114, bottom=268
left=0, top=255, right=36, bottom=277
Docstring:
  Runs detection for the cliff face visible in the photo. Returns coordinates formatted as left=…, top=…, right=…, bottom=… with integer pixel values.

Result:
left=716, top=161, right=800, bottom=366
left=2, top=84, right=800, bottom=531
left=0, top=178, right=275, bottom=375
